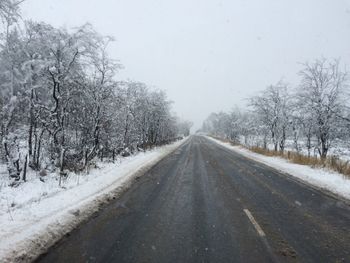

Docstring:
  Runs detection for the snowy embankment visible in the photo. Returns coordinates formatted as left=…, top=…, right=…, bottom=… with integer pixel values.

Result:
left=207, top=136, right=350, bottom=201
left=0, top=138, right=187, bottom=262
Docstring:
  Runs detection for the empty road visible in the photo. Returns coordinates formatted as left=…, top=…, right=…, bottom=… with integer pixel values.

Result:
left=37, top=136, right=350, bottom=263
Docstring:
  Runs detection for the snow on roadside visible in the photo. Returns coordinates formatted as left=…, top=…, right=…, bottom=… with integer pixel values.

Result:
left=0, top=138, right=187, bottom=262
left=207, top=136, right=350, bottom=201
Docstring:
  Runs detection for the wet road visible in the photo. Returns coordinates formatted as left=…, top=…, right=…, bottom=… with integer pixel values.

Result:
left=37, top=136, right=350, bottom=263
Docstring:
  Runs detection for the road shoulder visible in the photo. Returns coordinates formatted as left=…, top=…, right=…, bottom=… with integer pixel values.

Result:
left=0, top=138, right=189, bottom=263
left=206, top=136, right=350, bottom=203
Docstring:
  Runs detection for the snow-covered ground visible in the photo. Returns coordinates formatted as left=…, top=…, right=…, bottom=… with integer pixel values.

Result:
left=207, top=136, right=350, bottom=201
left=0, top=138, right=187, bottom=263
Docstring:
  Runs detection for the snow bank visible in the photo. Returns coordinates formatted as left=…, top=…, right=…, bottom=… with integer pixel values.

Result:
left=0, top=138, right=187, bottom=262
left=207, top=136, right=350, bottom=201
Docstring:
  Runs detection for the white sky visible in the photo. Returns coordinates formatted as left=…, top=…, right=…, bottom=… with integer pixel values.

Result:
left=21, top=0, right=350, bottom=130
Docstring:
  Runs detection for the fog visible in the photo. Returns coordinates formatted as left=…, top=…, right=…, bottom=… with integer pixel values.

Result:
left=22, top=0, right=350, bottom=131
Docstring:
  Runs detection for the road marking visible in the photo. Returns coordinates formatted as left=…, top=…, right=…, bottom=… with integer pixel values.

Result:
left=243, top=209, right=266, bottom=237
left=243, top=209, right=279, bottom=262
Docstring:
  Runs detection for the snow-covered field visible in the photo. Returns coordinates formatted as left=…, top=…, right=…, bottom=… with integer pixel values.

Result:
left=207, top=136, right=350, bottom=201
left=0, top=138, right=187, bottom=263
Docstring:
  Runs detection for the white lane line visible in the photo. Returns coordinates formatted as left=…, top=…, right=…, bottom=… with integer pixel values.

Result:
left=243, top=209, right=266, bottom=237
left=295, top=200, right=302, bottom=206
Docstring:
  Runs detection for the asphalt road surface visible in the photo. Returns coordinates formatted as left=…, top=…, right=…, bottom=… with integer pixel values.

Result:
left=36, top=136, right=350, bottom=263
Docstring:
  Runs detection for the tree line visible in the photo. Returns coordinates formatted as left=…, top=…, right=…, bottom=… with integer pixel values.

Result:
left=202, top=59, right=350, bottom=160
left=0, top=1, right=191, bottom=184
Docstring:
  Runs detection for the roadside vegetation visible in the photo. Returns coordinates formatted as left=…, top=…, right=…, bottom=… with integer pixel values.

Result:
left=250, top=147, right=350, bottom=176
left=204, top=59, right=350, bottom=178
left=214, top=136, right=350, bottom=178
left=0, top=1, right=192, bottom=187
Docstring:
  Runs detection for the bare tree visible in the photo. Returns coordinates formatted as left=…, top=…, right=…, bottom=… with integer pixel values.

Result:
left=298, top=59, right=347, bottom=159
left=0, top=4, right=188, bottom=186
left=249, top=82, right=290, bottom=152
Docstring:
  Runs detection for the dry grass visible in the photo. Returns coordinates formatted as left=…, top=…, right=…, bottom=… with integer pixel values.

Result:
left=209, top=136, right=350, bottom=178
left=248, top=146, right=350, bottom=178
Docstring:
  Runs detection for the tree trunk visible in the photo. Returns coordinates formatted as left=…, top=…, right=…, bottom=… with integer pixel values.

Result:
left=35, top=129, right=45, bottom=168
left=59, top=147, right=66, bottom=187
left=279, top=127, right=286, bottom=153
left=22, top=154, right=28, bottom=182
left=28, top=90, right=35, bottom=164
left=306, top=129, right=311, bottom=158
left=320, top=132, right=328, bottom=160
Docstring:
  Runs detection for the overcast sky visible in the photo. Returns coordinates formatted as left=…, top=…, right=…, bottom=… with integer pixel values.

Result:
left=22, top=0, right=350, bottom=130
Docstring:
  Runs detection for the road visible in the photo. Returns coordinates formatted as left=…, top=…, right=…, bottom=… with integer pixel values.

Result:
left=36, top=136, right=350, bottom=263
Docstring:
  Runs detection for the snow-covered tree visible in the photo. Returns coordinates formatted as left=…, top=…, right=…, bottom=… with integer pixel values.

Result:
left=249, top=82, right=291, bottom=152
left=297, top=59, right=347, bottom=159
left=0, top=3, right=185, bottom=185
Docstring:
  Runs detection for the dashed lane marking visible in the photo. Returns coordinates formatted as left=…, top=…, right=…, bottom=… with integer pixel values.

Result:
left=243, top=209, right=266, bottom=237
left=295, top=200, right=302, bottom=206
left=244, top=208, right=279, bottom=262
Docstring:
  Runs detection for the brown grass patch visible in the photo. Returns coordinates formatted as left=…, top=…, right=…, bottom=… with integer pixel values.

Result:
left=248, top=146, right=350, bottom=178
left=209, top=136, right=350, bottom=178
